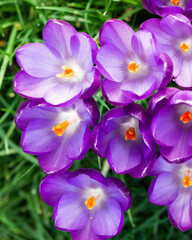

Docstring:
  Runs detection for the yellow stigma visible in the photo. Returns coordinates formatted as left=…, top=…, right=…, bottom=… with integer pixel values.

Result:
left=56, top=66, right=75, bottom=78
left=180, top=43, right=189, bottom=53
left=125, top=127, right=136, bottom=141
left=85, top=196, right=96, bottom=210
left=171, top=0, right=180, bottom=6
left=180, top=111, right=192, bottom=124
left=183, top=175, right=192, bottom=188
left=52, top=120, right=70, bottom=136
left=128, top=62, right=140, bottom=73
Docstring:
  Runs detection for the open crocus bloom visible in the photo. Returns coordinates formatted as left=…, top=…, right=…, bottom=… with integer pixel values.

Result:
left=142, top=0, right=192, bottom=20
left=150, top=89, right=192, bottom=163
left=14, top=19, right=101, bottom=106
left=91, top=104, right=156, bottom=178
left=148, top=155, right=192, bottom=231
left=96, top=19, right=173, bottom=106
left=141, top=14, right=192, bottom=88
left=15, top=98, right=99, bottom=174
left=39, top=169, right=132, bottom=240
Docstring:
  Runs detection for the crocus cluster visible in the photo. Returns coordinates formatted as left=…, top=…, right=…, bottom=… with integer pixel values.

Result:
left=14, top=1, right=192, bottom=238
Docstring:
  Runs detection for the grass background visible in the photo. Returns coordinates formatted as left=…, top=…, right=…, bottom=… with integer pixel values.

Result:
left=0, top=0, right=192, bottom=239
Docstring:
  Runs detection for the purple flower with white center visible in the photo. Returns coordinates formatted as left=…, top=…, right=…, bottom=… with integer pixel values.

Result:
left=142, top=0, right=192, bottom=20
left=96, top=19, right=173, bottom=106
left=148, top=155, right=192, bottom=231
left=91, top=104, right=156, bottom=178
left=14, top=19, right=101, bottom=106
left=15, top=98, right=99, bottom=174
left=39, top=168, right=132, bottom=240
left=141, top=14, right=192, bottom=88
left=150, top=88, right=192, bottom=163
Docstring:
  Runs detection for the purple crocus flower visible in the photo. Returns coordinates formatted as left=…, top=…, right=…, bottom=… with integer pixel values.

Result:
left=142, top=0, right=192, bottom=20
left=150, top=88, right=192, bottom=163
left=91, top=104, right=156, bottom=178
left=96, top=19, right=173, bottom=106
left=148, top=155, right=192, bottom=231
left=14, top=19, right=101, bottom=106
left=39, top=168, right=132, bottom=240
left=15, top=98, right=99, bottom=174
left=141, top=14, right=192, bottom=88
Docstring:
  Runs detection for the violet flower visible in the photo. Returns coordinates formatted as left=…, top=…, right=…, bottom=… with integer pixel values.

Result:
left=96, top=19, right=173, bottom=106
left=14, top=19, right=101, bottom=106
left=150, top=88, right=192, bottom=163
left=142, top=0, right=192, bottom=20
left=91, top=104, right=156, bottom=178
left=39, top=168, right=132, bottom=240
left=148, top=155, right=192, bottom=231
left=15, top=98, right=99, bottom=174
left=141, top=14, right=192, bottom=88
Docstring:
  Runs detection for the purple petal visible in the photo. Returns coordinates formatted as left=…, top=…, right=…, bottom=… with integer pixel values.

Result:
left=106, top=177, right=132, bottom=212
left=96, top=43, right=127, bottom=82
left=44, top=82, right=82, bottom=106
left=14, top=70, right=57, bottom=99
left=168, top=189, right=192, bottom=231
left=175, top=59, right=192, bottom=88
left=151, top=105, right=182, bottom=146
left=99, top=19, right=134, bottom=55
left=16, top=43, right=62, bottom=78
left=107, top=135, right=143, bottom=174
left=70, top=33, right=93, bottom=71
left=53, top=192, right=89, bottom=231
left=168, top=90, right=192, bottom=107
left=92, top=198, right=123, bottom=237
left=43, top=19, right=77, bottom=58
left=21, top=119, right=61, bottom=154
left=39, top=172, right=77, bottom=207
left=66, top=122, right=91, bottom=160
left=148, top=172, right=179, bottom=206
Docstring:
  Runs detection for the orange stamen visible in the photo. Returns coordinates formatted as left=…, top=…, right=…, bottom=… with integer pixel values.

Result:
left=85, top=196, right=96, bottom=210
left=56, top=66, right=75, bottom=78
left=183, top=175, right=192, bottom=188
left=180, top=43, right=189, bottom=53
left=125, top=127, right=136, bottom=141
left=180, top=111, right=192, bottom=123
left=128, top=62, right=140, bottom=73
left=171, top=0, right=180, bottom=6
left=52, top=120, right=70, bottom=136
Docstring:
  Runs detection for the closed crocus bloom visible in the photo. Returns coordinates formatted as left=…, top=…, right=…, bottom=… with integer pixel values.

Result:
left=96, top=19, right=173, bottom=106
left=91, top=104, right=156, bottom=178
left=150, top=89, right=192, bottom=163
left=141, top=14, right=192, bottom=88
left=14, top=19, right=101, bottom=106
left=142, top=0, right=192, bottom=20
left=148, top=155, right=192, bottom=231
left=15, top=98, right=99, bottom=174
left=39, top=169, right=132, bottom=240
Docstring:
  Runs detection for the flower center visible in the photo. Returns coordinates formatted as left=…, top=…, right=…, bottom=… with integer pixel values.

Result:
left=171, top=0, right=180, bottom=6
left=180, top=43, right=189, bottom=53
left=180, top=111, right=192, bottom=123
left=85, top=192, right=100, bottom=210
left=128, top=62, right=140, bottom=73
left=125, top=127, right=136, bottom=141
left=183, top=170, right=192, bottom=188
left=56, top=66, right=75, bottom=78
left=52, top=120, right=70, bottom=136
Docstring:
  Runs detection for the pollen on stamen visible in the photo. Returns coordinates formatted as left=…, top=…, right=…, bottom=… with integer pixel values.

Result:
left=56, top=66, right=75, bottom=78
left=171, top=0, right=180, bottom=6
left=180, top=111, right=192, bottom=123
left=85, top=196, right=96, bottom=210
left=183, top=175, right=192, bottom=188
left=125, top=127, right=136, bottom=141
left=128, top=62, right=140, bottom=73
left=180, top=43, right=189, bottom=53
left=52, top=120, right=70, bottom=136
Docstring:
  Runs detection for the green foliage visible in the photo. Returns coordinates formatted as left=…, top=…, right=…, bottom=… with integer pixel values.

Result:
left=0, top=0, right=191, bottom=239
